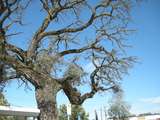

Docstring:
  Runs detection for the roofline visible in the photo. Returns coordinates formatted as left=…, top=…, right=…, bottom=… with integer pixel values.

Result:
left=108, top=114, right=160, bottom=119
left=0, top=106, right=40, bottom=117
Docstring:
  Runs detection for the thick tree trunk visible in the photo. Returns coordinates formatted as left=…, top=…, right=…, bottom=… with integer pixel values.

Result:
left=0, top=29, right=5, bottom=84
left=35, top=81, right=60, bottom=120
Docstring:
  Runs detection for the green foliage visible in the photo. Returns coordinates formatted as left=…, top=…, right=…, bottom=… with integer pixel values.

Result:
left=0, top=92, right=9, bottom=106
left=59, top=104, right=68, bottom=120
left=34, top=50, right=60, bottom=74
left=70, top=105, right=89, bottom=120
left=65, top=64, right=83, bottom=78
left=64, top=63, right=84, bottom=86
left=0, top=92, right=9, bottom=120
left=58, top=104, right=89, bottom=120
left=0, top=92, right=17, bottom=120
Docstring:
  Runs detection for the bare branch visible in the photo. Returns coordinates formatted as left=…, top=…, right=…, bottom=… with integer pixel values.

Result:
left=27, top=0, right=86, bottom=59
left=5, top=43, right=27, bottom=61
left=0, top=54, right=41, bottom=88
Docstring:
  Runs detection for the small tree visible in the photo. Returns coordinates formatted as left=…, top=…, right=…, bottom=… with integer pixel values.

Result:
left=0, top=92, right=18, bottom=120
left=59, top=104, right=68, bottom=120
left=58, top=104, right=89, bottom=120
left=108, top=92, right=131, bottom=120
left=70, top=105, right=89, bottom=120
left=0, top=92, right=9, bottom=120
left=0, top=92, right=9, bottom=106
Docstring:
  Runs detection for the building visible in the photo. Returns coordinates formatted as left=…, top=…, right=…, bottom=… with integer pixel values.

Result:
left=0, top=106, right=40, bottom=120
left=130, top=114, right=160, bottom=120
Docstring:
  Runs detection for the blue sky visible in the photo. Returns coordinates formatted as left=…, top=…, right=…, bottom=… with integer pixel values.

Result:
left=122, top=0, right=160, bottom=113
left=2, top=0, right=160, bottom=119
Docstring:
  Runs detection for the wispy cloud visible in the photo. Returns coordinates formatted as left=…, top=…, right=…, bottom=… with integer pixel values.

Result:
left=140, top=96, right=160, bottom=104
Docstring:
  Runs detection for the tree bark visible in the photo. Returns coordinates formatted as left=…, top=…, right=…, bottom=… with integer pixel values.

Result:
left=35, top=80, right=60, bottom=120
left=0, top=29, right=5, bottom=87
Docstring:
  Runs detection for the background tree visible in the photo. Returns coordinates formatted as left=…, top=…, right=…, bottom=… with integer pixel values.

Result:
left=0, top=92, right=9, bottom=106
left=0, top=92, right=17, bottom=120
left=0, top=0, right=137, bottom=120
left=108, top=92, right=131, bottom=120
left=58, top=104, right=89, bottom=120
left=58, top=104, right=68, bottom=120
left=0, top=92, right=9, bottom=120
left=70, top=104, right=89, bottom=120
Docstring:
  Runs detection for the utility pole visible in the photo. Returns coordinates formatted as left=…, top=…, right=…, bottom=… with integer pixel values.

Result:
left=104, top=106, right=107, bottom=120
left=67, top=103, right=71, bottom=120
left=95, top=110, right=98, bottom=120
left=100, top=107, right=103, bottom=120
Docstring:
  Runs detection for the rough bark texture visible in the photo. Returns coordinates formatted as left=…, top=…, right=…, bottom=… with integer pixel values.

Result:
left=35, top=80, right=60, bottom=120
left=0, top=29, right=6, bottom=88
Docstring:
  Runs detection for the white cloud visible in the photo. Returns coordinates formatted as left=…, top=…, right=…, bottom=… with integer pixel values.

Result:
left=140, top=96, right=160, bottom=104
